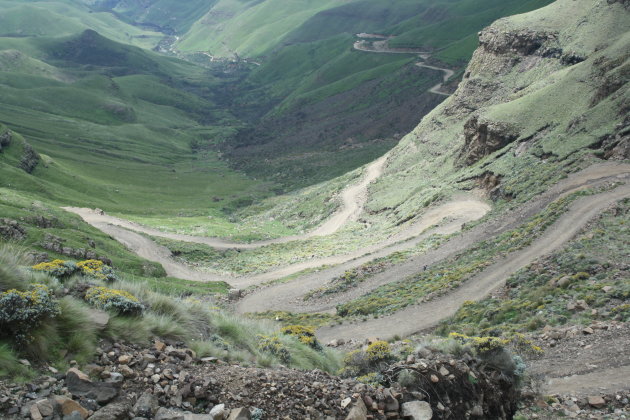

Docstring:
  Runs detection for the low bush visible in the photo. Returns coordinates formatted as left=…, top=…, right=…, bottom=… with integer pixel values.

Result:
left=0, top=284, right=60, bottom=344
left=77, top=260, right=118, bottom=283
left=280, top=325, right=322, bottom=350
left=257, top=334, right=291, bottom=363
left=32, top=260, right=78, bottom=280
left=85, top=286, right=144, bottom=315
left=365, top=340, right=392, bottom=362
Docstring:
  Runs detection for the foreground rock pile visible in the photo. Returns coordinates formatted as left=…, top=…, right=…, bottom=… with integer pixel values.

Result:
left=0, top=338, right=524, bottom=419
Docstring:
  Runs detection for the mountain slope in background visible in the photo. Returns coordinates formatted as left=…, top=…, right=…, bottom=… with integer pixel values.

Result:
left=0, top=0, right=558, bottom=190
left=0, top=30, right=268, bottom=215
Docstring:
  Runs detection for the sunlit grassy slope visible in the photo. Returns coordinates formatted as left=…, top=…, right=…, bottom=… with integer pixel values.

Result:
left=0, top=31, right=269, bottom=215
left=0, top=1, right=163, bottom=48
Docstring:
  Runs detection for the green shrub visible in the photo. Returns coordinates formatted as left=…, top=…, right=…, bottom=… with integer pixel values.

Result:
left=31, top=260, right=78, bottom=280
left=366, top=340, right=392, bottom=362
left=85, top=286, right=144, bottom=315
left=280, top=325, right=322, bottom=350
left=257, top=334, right=291, bottom=363
left=0, top=284, right=60, bottom=344
left=356, top=371, right=384, bottom=386
left=76, top=260, right=119, bottom=283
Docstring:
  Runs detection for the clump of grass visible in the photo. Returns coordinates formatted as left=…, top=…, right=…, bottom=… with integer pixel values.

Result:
left=0, top=246, right=342, bottom=378
left=0, top=244, right=29, bottom=291
left=0, top=342, right=32, bottom=380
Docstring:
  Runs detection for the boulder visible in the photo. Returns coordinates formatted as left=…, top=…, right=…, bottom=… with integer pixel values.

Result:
left=155, top=407, right=186, bottom=420
left=63, top=412, right=85, bottom=420
left=35, top=399, right=54, bottom=417
left=227, top=407, right=251, bottom=420
left=53, top=396, right=89, bottom=419
left=587, top=396, right=606, bottom=409
left=228, top=289, right=242, bottom=300
left=119, top=365, right=135, bottom=379
left=345, top=399, right=368, bottom=420
left=66, top=368, right=119, bottom=404
left=88, top=401, right=131, bottom=420
left=383, top=389, right=399, bottom=412
left=133, top=392, right=158, bottom=417
left=29, top=404, right=43, bottom=420
left=401, top=401, right=433, bottom=420
left=209, top=404, right=227, bottom=420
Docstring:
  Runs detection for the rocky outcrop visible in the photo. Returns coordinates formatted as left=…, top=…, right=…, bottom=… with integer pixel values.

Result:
left=0, top=130, right=11, bottom=152
left=40, top=234, right=112, bottom=264
left=460, top=116, right=519, bottom=165
left=0, top=339, right=522, bottom=420
left=590, top=53, right=629, bottom=108
left=19, top=142, right=39, bottom=174
left=0, top=219, right=26, bottom=241
left=478, top=27, right=558, bottom=57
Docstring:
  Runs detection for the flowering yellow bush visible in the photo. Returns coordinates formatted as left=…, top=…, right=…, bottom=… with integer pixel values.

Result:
left=0, top=284, right=60, bottom=343
left=85, top=286, right=143, bottom=315
left=77, top=259, right=118, bottom=282
left=257, top=334, right=290, bottom=363
left=365, top=340, right=392, bottom=362
left=32, top=259, right=77, bottom=279
left=33, top=259, right=118, bottom=282
left=281, top=325, right=322, bottom=350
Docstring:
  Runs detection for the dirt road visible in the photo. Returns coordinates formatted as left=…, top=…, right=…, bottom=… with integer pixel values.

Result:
left=239, top=162, right=630, bottom=314
left=65, top=195, right=490, bottom=288
left=65, top=156, right=490, bottom=287
left=65, top=156, right=388, bottom=250
left=353, top=35, right=453, bottom=95
left=316, top=181, right=630, bottom=343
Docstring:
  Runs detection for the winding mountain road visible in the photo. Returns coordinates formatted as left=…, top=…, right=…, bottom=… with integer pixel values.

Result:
left=64, top=156, right=490, bottom=288
left=65, top=155, right=388, bottom=251
left=316, top=176, right=630, bottom=343
left=353, top=34, right=453, bottom=96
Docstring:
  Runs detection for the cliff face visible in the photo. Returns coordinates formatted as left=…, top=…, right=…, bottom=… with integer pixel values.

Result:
left=365, top=0, right=629, bottom=221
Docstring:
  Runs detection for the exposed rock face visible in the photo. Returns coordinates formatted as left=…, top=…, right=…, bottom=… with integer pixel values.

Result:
left=479, top=27, right=558, bottom=56
left=0, top=130, right=11, bottom=152
left=0, top=219, right=26, bottom=241
left=19, top=142, right=39, bottom=174
left=460, top=116, right=519, bottom=165
left=40, top=233, right=112, bottom=264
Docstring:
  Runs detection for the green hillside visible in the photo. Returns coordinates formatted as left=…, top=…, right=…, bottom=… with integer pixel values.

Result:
left=0, top=1, right=163, bottom=48
left=81, top=0, right=219, bottom=34
left=0, top=31, right=267, bottom=215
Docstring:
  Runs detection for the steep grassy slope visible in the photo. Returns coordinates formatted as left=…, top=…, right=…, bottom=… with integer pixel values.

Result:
left=221, top=0, right=628, bottom=270
left=198, top=0, right=554, bottom=189
left=365, top=0, right=629, bottom=223
left=0, top=31, right=269, bottom=215
left=81, top=0, right=219, bottom=34
left=0, top=0, right=162, bottom=48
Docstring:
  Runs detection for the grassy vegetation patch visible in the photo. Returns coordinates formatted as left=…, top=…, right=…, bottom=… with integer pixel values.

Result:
left=336, top=191, right=595, bottom=317
left=438, top=199, right=630, bottom=336
left=304, top=235, right=446, bottom=301
left=0, top=246, right=340, bottom=379
left=250, top=311, right=340, bottom=329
